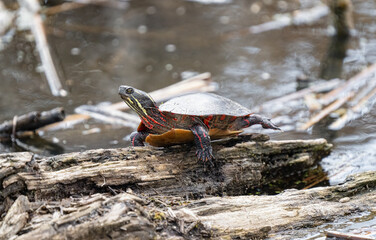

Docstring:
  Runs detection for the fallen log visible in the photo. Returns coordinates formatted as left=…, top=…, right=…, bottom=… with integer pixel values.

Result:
left=172, top=171, right=376, bottom=239
left=1, top=170, right=375, bottom=239
left=0, top=193, right=157, bottom=240
left=0, top=134, right=331, bottom=202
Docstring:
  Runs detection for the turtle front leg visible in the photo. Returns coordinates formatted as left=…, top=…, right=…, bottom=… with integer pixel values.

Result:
left=190, top=124, right=215, bottom=162
left=130, top=131, right=149, bottom=146
left=238, top=114, right=281, bottom=130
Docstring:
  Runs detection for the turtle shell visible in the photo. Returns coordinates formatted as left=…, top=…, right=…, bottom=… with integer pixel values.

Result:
left=159, top=93, right=251, bottom=116
left=143, top=93, right=250, bottom=147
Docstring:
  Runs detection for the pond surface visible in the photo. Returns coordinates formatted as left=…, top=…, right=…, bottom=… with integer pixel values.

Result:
left=1, top=0, right=376, bottom=187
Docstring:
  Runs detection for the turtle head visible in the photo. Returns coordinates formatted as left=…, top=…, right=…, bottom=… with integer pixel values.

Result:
left=119, top=85, right=157, bottom=116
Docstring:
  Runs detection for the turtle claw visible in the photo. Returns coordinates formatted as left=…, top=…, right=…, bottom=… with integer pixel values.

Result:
left=196, top=148, right=215, bottom=164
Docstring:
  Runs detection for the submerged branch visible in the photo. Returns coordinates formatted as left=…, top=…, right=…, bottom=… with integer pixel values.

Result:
left=0, top=108, right=65, bottom=138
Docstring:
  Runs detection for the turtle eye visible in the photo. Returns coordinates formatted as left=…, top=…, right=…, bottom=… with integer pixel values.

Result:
left=126, top=88, right=134, bottom=94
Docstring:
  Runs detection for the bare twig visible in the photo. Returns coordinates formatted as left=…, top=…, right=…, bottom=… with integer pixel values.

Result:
left=18, top=0, right=67, bottom=97
left=74, top=105, right=139, bottom=127
left=225, top=4, right=329, bottom=38
left=252, top=78, right=342, bottom=112
left=0, top=108, right=65, bottom=137
left=325, top=230, right=375, bottom=240
left=42, top=2, right=85, bottom=15
left=319, top=63, right=376, bottom=105
left=299, top=92, right=354, bottom=130
left=329, top=83, right=376, bottom=130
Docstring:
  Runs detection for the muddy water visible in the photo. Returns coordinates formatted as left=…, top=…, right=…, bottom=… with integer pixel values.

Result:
left=0, top=0, right=376, bottom=188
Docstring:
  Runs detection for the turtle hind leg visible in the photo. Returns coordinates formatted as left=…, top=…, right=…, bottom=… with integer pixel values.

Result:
left=237, top=114, right=281, bottom=131
left=130, top=131, right=149, bottom=146
left=190, top=124, right=215, bottom=163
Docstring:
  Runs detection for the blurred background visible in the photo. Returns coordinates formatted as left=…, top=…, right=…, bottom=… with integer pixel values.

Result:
left=0, top=0, right=376, bottom=187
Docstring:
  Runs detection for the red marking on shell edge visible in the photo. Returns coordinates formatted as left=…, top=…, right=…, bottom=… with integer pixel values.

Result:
left=231, top=116, right=237, bottom=121
left=220, top=115, right=226, bottom=121
left=203, top=115, right=213, bottom=127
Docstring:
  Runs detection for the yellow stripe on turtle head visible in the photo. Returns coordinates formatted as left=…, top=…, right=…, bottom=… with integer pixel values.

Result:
left=131, top=95, right=148, bottom=116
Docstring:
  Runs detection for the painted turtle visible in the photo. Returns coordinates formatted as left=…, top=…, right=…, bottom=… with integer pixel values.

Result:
left=119, top=85, right=280, bottom=162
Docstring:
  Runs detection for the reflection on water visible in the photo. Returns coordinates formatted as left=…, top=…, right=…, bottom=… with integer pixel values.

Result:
left=0, top=0, right=376, bottom=186
left=320, top=34, right=350, bottom=80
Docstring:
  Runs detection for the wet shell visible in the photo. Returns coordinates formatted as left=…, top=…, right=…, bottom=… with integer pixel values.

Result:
left=159, top=93, right=251, bottom=116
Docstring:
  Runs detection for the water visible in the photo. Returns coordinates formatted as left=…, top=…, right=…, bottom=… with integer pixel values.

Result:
left=1, top=0, right=376, bottom=186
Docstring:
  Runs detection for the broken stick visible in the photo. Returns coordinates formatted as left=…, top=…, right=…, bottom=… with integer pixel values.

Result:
left=0, top=107, right=65, bottom=138
left=329, top=84, right=376, bottom=130
left=319, top=63, right=376, bottom=105
left=18, top=0, right=67, bottom=97
left=252, top=78, right=342, bottom=112
left=299, top=92, right=354, bottom=130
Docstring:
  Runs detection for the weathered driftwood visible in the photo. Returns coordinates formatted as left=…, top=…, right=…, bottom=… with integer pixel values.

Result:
left=1, top=170, right=375, bottom=240
left=326, top=230, right=375, bottom=240
left=0, top=108, right=65, bottom=138
left=172, top=171, right=376, bottom=239
left=0, top=193, right=157, bottom=240
left=0, top=134, right=331, bottom=202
